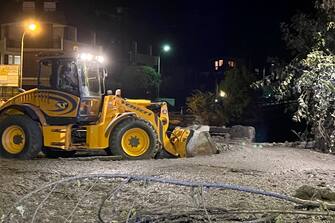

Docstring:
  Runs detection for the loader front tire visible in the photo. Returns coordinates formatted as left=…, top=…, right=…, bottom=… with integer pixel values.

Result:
left=0, top=115, right=42, bottom=159
left=109, top=118, right=159, bottom=160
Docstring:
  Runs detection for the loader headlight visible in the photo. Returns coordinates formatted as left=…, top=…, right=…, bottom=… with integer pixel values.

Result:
left=79, top=99, right=100, bottom=116
left=79, top=53, right=93, bottom=61
left=78, top=53, right=106, bottom=64
left=96, top=56, right=105, bottom=63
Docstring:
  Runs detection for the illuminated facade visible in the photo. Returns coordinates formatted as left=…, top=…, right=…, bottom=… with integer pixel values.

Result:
left=0, top=1, right=102, bottom=88
left=213, top=58, right=236, bottom=71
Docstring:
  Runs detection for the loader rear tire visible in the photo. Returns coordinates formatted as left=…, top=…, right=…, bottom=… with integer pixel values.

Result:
left=109, top=118, right=160, bottom=160
left=0, top=115, right=42, bottom=159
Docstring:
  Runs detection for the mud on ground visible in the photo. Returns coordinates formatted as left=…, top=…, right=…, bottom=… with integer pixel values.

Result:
left=1, top=139, right=335, bottom=222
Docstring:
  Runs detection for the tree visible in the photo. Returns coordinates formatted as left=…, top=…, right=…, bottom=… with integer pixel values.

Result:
left=114, top=65, right=160, bottom=98
left=276, top=0, right=335, bottom=152
left=292, top=52, right=335, bottom=151
left=319, top=0, right=335, bottom=17
left=186, top=90, right=227, bottom=126
left=219, top=66, right=256, bottom=123
left=281, top=2, right=335, bottom=58
left=186, top=66, right=256, bottom=126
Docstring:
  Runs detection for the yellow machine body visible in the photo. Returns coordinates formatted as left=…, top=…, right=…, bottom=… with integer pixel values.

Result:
left=0, top=88, right=191, bottom=157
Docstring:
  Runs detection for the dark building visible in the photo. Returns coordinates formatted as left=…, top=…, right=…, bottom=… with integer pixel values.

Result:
left=0, top=0, right=160, bottom=89
left=0, top=1, right=103, bottom=88
left=208, top=57, right=239, bottom=94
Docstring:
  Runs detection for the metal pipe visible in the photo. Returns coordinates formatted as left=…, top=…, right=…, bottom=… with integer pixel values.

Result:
left=157, top=55, right=161, bottom=97
left=20, top=31, right=26, bottom=89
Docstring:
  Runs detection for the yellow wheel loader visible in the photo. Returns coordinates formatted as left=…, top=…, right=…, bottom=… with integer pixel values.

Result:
left=0, top=54, right=216, bottom=159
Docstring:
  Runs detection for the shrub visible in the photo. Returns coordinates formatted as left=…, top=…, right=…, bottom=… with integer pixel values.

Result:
left=186, top=90, right=227, bottom=126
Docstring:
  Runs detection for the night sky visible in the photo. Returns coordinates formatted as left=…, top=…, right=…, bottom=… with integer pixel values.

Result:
left=64, top=0, right=315, bottom=70
left=1, top=0, right=315, bottom=70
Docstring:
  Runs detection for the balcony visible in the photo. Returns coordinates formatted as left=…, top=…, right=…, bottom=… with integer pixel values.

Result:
left=5, top=37, right=63, bottom=51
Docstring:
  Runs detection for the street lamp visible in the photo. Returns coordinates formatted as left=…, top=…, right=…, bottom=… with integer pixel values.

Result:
left=20, top=20, right=40, bottom=88
left=163, top=44, right=171, bottom=53
left=157, top=44, right=171, bottom=97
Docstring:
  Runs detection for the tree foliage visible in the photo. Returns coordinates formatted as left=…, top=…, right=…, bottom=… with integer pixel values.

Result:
left=219, top=66, right=256, bottom=122
left=115, top=65, right=160, bottom=98
left=186, top=66, right=255, bottom=126
left=281, top=8, right=335, bottom=58
left=319, top=0, right=335, bottom=17
left=276, top=0, right=335, bottom=152
left=186, top=90, right=227, bottom=126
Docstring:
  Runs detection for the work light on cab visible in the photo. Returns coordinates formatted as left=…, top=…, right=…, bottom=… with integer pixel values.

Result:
left=78, top=53, right=105, bottom=64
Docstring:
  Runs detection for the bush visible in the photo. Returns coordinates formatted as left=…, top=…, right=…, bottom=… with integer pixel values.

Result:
left=112, top=65, right=160, bottom=98
left=279, top=51, right=335, bottom=152
left=219, top=66, right=256, bottom=123
left=186, top=90, right=227, bottom=126
left=186, top=67, right=256, bottom=126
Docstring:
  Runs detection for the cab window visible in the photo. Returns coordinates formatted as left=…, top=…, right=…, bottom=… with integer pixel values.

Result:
left=39, top=59, right=79, bottom=96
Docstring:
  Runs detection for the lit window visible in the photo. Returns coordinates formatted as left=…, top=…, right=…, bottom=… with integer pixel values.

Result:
left=228, top=60, right=235, bottom=68
left=214, top=60, right=219, bottom=70
left=14, top=56, right=20, bottom=65
left=219, top=59, right=224, bottom=67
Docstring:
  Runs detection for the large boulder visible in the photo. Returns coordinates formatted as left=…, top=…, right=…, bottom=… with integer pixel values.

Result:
left=186, top=125, right=218, bottom=157
left=230, top=125, right=256, bottom=142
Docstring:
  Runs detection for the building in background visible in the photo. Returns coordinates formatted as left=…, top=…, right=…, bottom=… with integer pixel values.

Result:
left=212, top=57, right=237, bottom=72
left=0, top=0, right=170, bottom=100
left=209, top=57, right=239, bottom=93
left=0, top=0, right=102, bottom=88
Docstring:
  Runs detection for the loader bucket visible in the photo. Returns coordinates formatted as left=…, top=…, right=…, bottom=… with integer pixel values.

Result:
left=186, top=125, right=218, bottom=157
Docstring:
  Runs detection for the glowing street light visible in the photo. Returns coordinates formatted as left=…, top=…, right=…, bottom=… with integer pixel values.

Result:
left=20, top=20, right=40, bottom=88
left=163, top=44, right=171, bottom=52
left=27, top=23, right=37, bottom=31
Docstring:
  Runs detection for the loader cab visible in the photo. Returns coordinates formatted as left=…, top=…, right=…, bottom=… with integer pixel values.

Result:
left=38, top=55, right=106, bottom=124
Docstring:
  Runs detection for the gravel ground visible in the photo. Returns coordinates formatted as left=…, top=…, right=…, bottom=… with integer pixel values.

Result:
left=1, top=139, right=335, bottom=222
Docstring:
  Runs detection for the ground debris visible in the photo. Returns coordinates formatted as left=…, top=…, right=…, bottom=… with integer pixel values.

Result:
left=59, top=155, right=122, bottom=161
left=1, top=142, right=335, bottom=222
left=294, top=185, right=335, bottom=202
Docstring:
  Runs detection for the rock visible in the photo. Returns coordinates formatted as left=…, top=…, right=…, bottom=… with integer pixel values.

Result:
left=186, top=126, right=218, bottom=157
left=294, top=185, right=335, bottom=202
left=292, top=141, right=300, bottom=147
left=220, top=133, right=231, bottom=140
left=284, top=142, right=292, bottom=147
left=209, top=126, right=230, bottom=135
left=230, top=125, right=256, bottom=142
left=189, top=125, right=210, bottom=132
left=297, top=143, right=306, bottom=149
left=305, top=141, right=316, bottom=149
